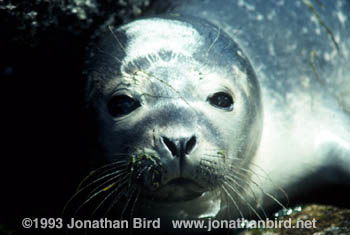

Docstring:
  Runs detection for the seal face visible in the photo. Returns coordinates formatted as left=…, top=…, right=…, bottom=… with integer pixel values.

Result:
left=74, top=16, right=264, bottom=224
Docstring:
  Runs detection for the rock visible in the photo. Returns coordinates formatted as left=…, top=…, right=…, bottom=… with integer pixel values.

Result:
left=238, top=204, right=350, bottom=235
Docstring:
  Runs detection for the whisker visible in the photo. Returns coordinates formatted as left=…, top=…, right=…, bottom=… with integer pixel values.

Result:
left=96, top=47, right=123, bottom=65
left=103, top=173, right=132, bottom=217
left=249, top=162, right=289, bottom=204
left=206, top=26, right=221, bottom=55
left=70, top=171, right=129, bottom=218
left=108, top=25, right=128, bottom=56
left=134, top=165, right=150, bottom=182
left=82, top=165, right=128, bottom=187
left=120, top=185, right=138, bottom=220
left=93, top=160, right=129, bottom=172
left=86, top=171, right=129, bottom=199
left=220, top=184, right=244, bottom=219
left=202, top=153, right=241, bottom=162
left=62, top=170, right=123, bottom=216
left=78, top=165, right=128, bottom=191
left=224, top=174, right=267, bottom=218
left=73, top=183, right=117, bottom=218
left=129, top=188, right=141, bottom=225
left=233, top=166, right=288, bottom=209
left=89, top=173, right=131, bottom=219
left=222, top=181, right=263, bottom=220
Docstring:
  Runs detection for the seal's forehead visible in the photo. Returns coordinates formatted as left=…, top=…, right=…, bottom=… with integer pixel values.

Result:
left=120, top=18, right=204, bottom=61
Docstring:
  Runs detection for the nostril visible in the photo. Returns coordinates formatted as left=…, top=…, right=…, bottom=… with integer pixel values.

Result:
left=185, top=136, right=196, bottom=154
left=162, top=136, right=178, bottom=157
left=161, top=135, right=197, bottom=157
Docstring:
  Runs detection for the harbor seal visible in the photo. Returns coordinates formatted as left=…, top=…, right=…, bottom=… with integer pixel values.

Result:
left=65, top=0, right=350, bottom=233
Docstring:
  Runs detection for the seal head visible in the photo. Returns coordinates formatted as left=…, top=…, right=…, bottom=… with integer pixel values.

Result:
left=85, top=16, right=262, bottom=221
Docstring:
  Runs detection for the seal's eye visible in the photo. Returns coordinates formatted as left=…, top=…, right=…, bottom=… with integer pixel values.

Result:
left=207, top=92, right=234, bottom=111
left=108, top=95, right=141, bottom=117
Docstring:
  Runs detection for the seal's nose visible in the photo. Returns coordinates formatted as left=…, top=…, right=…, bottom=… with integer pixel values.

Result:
left=161, top=135, right=197, bottom=157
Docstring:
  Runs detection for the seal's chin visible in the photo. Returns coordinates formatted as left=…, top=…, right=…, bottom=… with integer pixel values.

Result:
left=142, top=178, right=206, bottom=202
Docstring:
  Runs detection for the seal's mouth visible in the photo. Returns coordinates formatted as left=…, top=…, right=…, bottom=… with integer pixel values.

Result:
left=142, top=177, right=206, bottom=203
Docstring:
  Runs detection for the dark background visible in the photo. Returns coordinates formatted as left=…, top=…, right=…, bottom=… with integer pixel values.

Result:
left=0, top=1, right=153, bottom=234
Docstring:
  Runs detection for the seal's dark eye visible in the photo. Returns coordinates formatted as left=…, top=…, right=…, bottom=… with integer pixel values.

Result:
left=108, top=95, right=141, bottom=117
left=207, top=92, right=234, bottom=110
